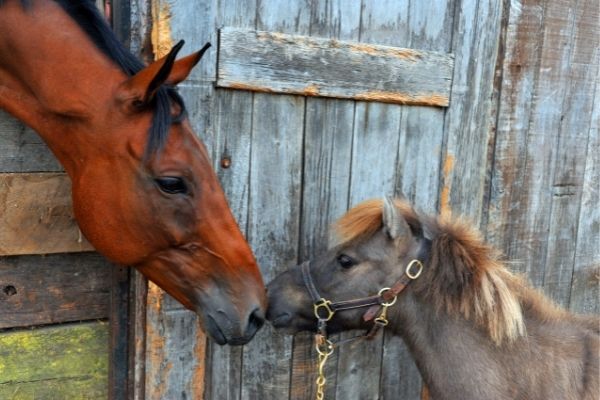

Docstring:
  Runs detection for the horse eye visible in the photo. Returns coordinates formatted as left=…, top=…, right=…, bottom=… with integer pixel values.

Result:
left=337, top=254, right=357, bottom=269
left=154, top=176, right=188, bottom=195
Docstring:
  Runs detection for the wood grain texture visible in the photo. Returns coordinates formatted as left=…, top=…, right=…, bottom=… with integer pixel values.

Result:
left=541, top=0, right=599, bottom=307
left=0, top=253, right=110, bottom=329
left=290, top=3, right=361, bottom=398
left=441, top=0, right=503, bottom=221
left=569, top=78, right=599, bottom=314
left=385, top=1, right=456, bottom=398
left=332, top=3, right=408, bottom=399
left=240, top=91, right=305, bottom=399
left=0, top=173, right=94, bottom=256
left=486, top=0, right=599, bottom=309
left=0, top=322, right=108, bottom=399
left=237, top=3, right=308, bottom=400
left=0, top=110, right=61, bottom=173
left=218, top=27, right=454, bottom=107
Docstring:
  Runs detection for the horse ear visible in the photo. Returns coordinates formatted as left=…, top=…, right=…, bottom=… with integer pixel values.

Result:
left=118, top=41, right=210, bottom=109
left=383, top=196, right=411, bottom=239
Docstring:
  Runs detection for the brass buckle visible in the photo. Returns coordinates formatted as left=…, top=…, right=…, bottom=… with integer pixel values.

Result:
left=377, top=287, right=398, bottom=307
left=405, top=259, right=423, bottom=280
left=314, top=298, right=335, bottom=321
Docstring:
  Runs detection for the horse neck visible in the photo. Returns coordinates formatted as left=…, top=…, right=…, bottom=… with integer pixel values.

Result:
left=0, top=0, right=125, bottom=173
left=388, top=293, right=512, bottom=400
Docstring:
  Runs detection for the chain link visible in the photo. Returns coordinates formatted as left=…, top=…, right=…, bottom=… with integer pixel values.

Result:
left=315, top=336, right=334, bottom=400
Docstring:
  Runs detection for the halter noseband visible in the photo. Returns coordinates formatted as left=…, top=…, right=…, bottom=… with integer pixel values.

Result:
left=300, top=240, right=429, bottom=400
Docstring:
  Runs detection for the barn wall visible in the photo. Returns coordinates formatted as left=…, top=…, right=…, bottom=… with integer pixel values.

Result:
left=136, top=0, right=598, bottom=399
left=0, top=0, right=596, bottom=399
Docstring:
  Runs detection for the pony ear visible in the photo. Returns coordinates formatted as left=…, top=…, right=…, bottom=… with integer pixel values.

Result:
left=118, top=41, right=211, bottom=109
left=382, top=196, right=411, bottom=239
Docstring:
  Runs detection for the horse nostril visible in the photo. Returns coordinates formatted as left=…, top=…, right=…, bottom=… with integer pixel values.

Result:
left=246, top=307, right=265, bottom=335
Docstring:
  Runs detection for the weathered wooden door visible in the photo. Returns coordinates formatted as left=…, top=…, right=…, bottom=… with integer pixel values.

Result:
left=138, top=0, right=598, bottom=399
left=1, top=0, right=597, bottom=399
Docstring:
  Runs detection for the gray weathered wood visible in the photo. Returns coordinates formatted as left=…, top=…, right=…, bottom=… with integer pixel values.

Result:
left=0, top=253, right=111, bottom=328
left=541, top=0, right=600, bottom=307
left=203, top=1, right=258, bottom=399
left=290, top=3, right=361, bottom=398
left=217, top=27, right=454, bottom=107
left=442, top=0, right=503, bottom=221
left=486, top=0, right=597, bottom=302
left=240, top=91, right=305, bottom=399
left=0, top=173, right=94, bottom=256
left=384, top=0, right=457, bottom=398
left=239, top=3, right=309, bottom=400
left=569, top=76, right=599, bottom=314
left=0, top=111, right=61, bottom=173
left=333, top=3, right=406, bottom=398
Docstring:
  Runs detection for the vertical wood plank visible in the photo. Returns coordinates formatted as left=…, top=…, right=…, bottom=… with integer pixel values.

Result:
left=241, top=93, right=305, bottom=400
left=569, top=75, right=599, bottom=314
left=332, top=2, right=406, bottom=399
left=541, top=0, right=599, bottom=307
left=203, top=2, right=258, bottom=399
left=239, top=4, right=309, bottom=399
left=486, top=0, right=590, bottom=295
left=442, top=0, right=503, bottom=221
left=384, top=1, right=456, bottom=398
left=290, top=2, right=361, bottom=399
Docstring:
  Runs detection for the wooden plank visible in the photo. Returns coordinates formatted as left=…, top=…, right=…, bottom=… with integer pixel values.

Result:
left=289, top=4, right=361, bottom=399
left=330, top=2, right=407, bottom=399
left=385, top=1, right=457, bottom=398
left=0, top=253, right=111, bottom=329
left=240, top=93, right=305, bottom=400
left=486, top=0, right=587, bottom=292
left=203, top=2, right=257, bottom=399
left=541, top=0, right=599, bottom=307
left=144, top=285, right=206, bottom=400
left=0, top=172, right=94, bottom=256
left=217, top=27, right=454, bottom=107
left=485, top=0, right=546, bottom=269
left=239, top=3, right=308, bottom=400
left=0, top=110, right=61, bottom=173
left=441, top=0, right=503, bottom=221
left=0, top=322, right=108, bottom=399
left=569, top=80, right=599, bottom=314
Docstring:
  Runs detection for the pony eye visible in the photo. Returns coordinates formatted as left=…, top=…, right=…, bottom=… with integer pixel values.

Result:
left=155, top=176, right=188, bottom=195
left=337, top=254, right=357, bottom=269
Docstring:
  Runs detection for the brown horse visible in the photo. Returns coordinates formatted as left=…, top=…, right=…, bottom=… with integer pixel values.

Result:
left=0, top=0, right=266, bottom=345
left=267, top=198, right=599, bottom=399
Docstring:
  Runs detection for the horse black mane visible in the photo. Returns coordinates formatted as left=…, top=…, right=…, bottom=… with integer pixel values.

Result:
left=2, top=0, right=185, bottom=156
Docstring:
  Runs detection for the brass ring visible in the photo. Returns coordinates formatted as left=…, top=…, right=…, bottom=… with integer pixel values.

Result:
left=314, top=299, right=335, bottom=321
left=378, top=287, right=398, bottom=307
left=315, top=338, right=334, bottom=356
left=406, top=259, right=423, bottom=280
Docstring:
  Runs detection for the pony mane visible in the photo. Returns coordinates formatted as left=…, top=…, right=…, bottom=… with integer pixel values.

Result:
left=332, top=199, right=556, bottom=345
left=1, top=0, right=184, bottom=156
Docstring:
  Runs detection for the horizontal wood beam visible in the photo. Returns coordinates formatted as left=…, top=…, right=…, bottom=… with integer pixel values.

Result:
left=0, top=322, right=108, bottom=398
left=0, top=253, right=111, bottom=329
left=217, top=28, right=454, bottom=107
left=0, top=172, right=94, bottom=256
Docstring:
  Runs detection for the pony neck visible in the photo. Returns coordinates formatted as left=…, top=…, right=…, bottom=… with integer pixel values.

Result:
left=388, top=293, right=510, bottom=400
left=0, top=0, right=125, bottom=173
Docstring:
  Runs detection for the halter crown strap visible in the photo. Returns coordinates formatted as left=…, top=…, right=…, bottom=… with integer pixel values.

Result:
left=301, top=261, right=322, bottom=303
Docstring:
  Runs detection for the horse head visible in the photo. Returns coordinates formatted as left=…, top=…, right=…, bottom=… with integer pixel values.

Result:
left=267, top=198, right=425, bottom=334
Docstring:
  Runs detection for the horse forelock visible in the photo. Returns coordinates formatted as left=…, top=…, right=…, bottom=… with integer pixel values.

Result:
left=332, top=198, right=532, bottom=344
left=332, top=198, right=421, bottom=247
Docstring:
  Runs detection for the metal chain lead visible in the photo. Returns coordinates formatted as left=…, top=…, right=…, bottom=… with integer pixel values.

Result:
left=315, top=335, right=333, bottom=400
